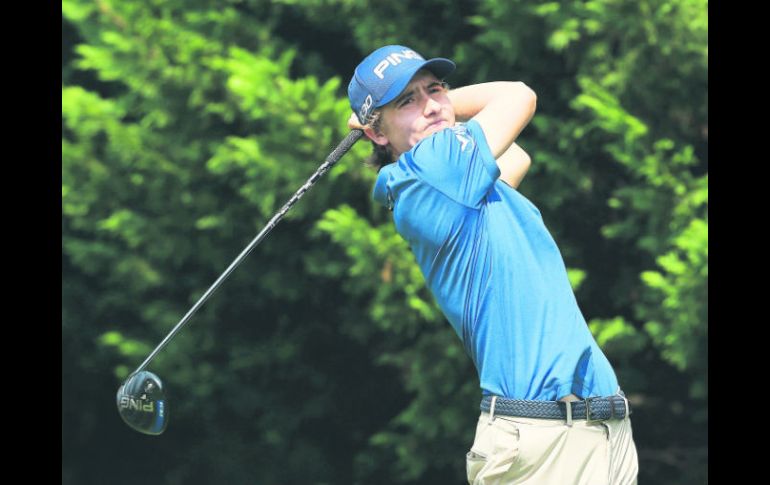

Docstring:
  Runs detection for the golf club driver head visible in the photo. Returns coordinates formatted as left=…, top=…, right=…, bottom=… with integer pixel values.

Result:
left=116, top=370, right=168, bottom=435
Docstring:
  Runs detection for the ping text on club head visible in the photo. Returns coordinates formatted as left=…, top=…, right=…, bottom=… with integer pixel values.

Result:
left=119, top=396, right=156, bottom=413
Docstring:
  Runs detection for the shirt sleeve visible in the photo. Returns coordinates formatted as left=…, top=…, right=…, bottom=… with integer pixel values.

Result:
left=402, top=119, right=501, bottom=208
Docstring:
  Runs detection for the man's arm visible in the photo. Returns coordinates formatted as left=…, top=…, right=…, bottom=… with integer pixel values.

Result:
left=448, top=82, right=536, bottom=188
left=447, top=82, right=536, bottom=158
left=497, top=141, right=531, bottom=189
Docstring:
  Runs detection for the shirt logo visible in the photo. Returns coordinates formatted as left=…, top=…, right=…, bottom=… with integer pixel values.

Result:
left=452, top=124, right=473, bottom=151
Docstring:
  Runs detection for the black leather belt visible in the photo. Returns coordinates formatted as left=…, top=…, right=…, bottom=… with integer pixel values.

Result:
left=480, top=394, right=631, bottom=422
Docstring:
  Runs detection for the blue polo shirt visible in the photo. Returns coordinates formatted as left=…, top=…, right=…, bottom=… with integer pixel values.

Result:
left=372, top=120, right=619, bottom=400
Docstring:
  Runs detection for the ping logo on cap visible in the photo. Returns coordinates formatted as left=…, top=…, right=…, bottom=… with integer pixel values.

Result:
left=373, top=49, right=424, bottom=79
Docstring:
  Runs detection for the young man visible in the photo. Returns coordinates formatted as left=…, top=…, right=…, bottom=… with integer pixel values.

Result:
left=347, top=45, right=639, bottom=484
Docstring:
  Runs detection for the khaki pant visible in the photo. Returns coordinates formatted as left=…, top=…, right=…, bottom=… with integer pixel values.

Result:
left=466, top=412, right=638, bottom=484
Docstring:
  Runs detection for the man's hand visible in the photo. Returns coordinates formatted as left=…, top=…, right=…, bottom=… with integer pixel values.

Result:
left=348, top=112, right=367, bottom=131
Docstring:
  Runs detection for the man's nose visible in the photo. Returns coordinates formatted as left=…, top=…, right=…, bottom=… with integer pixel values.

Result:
left=423, top=96, right=441, bottom=116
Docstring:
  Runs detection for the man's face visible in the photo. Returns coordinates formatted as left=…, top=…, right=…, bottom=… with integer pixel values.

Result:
left=367, top=70, right=456, bottom=159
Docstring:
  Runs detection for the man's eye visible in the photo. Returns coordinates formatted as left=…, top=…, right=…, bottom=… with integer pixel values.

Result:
left=399, top=97, right=414, bottom=107
left=431, top=83, right=448, bottom=93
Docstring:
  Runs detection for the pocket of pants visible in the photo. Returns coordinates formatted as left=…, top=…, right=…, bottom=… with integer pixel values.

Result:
left=466, top=449, right=488, bottom=483
left=466, top=417, right=522, bottom=484
left=467, top=450, right=488, bottom=461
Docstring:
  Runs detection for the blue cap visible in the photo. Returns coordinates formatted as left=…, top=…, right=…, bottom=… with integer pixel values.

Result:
left=348, top=45, right=455, bottom=124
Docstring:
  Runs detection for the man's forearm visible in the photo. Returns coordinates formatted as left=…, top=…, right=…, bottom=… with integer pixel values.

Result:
left=448, top=82, right=510, bottom=121
left=448, top=81, right=531, bottom=123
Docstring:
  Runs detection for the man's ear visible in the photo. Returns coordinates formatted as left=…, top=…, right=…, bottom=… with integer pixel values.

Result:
left=364, top=126, right=389, bottom=147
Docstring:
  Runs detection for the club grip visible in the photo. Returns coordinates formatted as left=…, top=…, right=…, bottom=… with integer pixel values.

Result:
left=328, top=129, right=364, bottom=163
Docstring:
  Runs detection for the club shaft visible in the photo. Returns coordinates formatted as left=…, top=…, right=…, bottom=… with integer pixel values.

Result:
left=132, top=129, right=364, bottom=375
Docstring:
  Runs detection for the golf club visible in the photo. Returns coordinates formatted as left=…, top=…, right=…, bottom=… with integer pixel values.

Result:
left=117, top=129, right=364, bottom=435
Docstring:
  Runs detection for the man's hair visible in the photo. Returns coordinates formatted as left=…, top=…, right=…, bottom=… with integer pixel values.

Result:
left=364, top=110, right=395, bottom=172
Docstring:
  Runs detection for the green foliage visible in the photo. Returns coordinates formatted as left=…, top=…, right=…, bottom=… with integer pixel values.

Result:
left=63, top=0, right=707, bottom=483
left=639, top=213, right=708, bottom=399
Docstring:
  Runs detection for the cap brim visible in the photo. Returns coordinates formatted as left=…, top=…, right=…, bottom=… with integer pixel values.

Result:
left=377, top=58, right=456, bottom=109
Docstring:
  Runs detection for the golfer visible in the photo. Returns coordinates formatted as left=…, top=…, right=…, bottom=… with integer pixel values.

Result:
left=347, top=45, right=639, bottom=484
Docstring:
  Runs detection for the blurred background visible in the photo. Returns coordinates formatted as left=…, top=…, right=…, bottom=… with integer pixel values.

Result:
left=62, top=0, right=707, bottom=483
